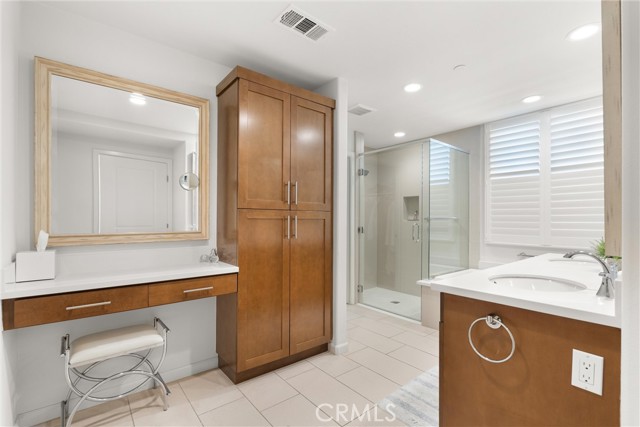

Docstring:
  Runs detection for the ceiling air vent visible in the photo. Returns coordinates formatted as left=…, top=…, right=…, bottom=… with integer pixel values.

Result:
left=348, top=104, right=377, bottom=116
left=275, top=5, right=333, bottom=42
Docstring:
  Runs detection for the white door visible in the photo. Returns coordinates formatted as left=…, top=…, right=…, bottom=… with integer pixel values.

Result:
left=94, top=151, right=172, bottom=233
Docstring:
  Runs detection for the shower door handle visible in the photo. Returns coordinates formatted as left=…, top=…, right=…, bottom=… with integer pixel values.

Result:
left=411, top=223, right=420, bottom=242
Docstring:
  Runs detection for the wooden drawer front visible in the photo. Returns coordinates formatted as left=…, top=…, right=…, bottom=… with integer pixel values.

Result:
left=149, top=274, right=237, bottom=306
left=7, top=285, right=148, bottom=329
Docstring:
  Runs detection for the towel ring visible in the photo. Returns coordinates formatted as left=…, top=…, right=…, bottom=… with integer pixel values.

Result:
left=468, top=314, right=515, bottom=364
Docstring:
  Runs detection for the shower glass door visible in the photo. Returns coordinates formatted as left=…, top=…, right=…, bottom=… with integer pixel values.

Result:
left=425, top=140, right=470, bottom=277
left=357, top=142, right=425, bottom=320
left=356, top=138, right=470, bottom=321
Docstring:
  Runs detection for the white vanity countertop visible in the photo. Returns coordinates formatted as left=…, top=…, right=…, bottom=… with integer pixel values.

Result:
left=1, top=262, right=239, bottom=300
left=418, top=253, right=619, bottom=328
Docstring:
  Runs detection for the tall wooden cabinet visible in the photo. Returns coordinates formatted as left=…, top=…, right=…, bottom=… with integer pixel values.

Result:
left=216, top=66, right=334, bottom=383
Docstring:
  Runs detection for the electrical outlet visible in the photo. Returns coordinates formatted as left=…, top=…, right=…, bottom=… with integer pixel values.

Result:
left=571, top=349, right=603, bottom=395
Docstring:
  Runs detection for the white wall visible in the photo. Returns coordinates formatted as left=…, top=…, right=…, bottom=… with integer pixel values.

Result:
left=315, top=78, right=349, bottom=355
left=3, top=2, right=233, bottom=425
left=1, top=1, right=20, bottom=424
left=621, top=0, right=640, bottom=423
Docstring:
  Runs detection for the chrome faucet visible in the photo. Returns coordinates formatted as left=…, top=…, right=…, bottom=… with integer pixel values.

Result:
left=563, top=251, right=617, bottom=299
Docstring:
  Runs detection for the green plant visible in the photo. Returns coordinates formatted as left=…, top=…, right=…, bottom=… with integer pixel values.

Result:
left=591, top=237, right=621, bottom=261
left=592, top=237, right=606, bottom=258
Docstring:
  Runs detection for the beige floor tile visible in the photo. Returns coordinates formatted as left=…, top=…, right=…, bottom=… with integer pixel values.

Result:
left=387, top=345, right=439, bottom=371
left=238, top=372, right=298, bottom=411
left=347, top=311, right=362, bottom=321
left=343, top=340, right=367, bottom=355
left=348, top=328, right=404, bottom=354
left=346, top=347, right=422, bottom=385
left=336, top=367, right=400, bottom=404
left=275, top=360, right=315, bottom=380
left=392, top=331, right=439, bottom=356
left=36, top=398, right=133, bottom=427
left=379, top=317, right=438, bottom=336
left=345, top=406, right=407, bottom=427
left=348, top=317, right=404, bottom=338
left=346, top=305, right=388, bottom=320
left=128, top=383, right=202, bottom=426
left=261, top=394, right=339, bottom=426
left=286, top=368, right=372, bottom=426
left=308, top=352, right=360, bottom=377
left=199, top=397, right=270, bottom=427
left=178, top=369, right=244, bottom=415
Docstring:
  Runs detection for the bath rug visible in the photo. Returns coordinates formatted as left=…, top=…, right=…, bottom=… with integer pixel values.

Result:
left=379, top=366, right=439, bottom=426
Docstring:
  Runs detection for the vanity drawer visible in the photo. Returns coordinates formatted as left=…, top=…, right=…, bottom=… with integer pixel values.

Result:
left=148, top=274, right=237, bottom=306
left=3, top=285, right=148, bottom=329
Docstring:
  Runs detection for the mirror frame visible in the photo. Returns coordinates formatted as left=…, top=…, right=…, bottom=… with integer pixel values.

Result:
left=34, top=57, right=210, bottom=246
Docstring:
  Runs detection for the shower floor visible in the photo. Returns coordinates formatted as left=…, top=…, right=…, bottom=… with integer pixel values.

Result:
left=360, top=286, right=421, bottom=320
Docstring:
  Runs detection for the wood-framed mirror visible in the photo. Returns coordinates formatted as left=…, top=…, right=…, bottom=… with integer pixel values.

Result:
left=35, top=57, right=210, bottom=246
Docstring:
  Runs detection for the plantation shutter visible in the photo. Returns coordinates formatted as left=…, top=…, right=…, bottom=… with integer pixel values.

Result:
left=429, top=143, right=452, bottom=240
left=548, top=98, right=604, bottom=248
left=486, top=117, right=542, bottom=245
left=485, top=97, right=604, bottom=249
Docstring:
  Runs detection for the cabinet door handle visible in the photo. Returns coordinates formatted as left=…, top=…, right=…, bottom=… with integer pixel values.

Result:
left=183, top=286, right=213, bottom=294
left=66, top=301, right=111, bottom=311
left=287, top=215, right=291, bottom=240
left=411, top=223, right=415, bottom=241
left=294, top=215, right=298, bottom=239
left=294, top=181, right=298, bottom=205
left=286, top=181, right=291, bottom=205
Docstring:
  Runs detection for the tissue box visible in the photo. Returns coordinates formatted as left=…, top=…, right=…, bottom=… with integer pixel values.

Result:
left=15, top=250, right=56, bottom=282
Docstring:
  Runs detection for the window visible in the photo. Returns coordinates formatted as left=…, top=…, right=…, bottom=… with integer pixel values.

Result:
left=485, top=97, right=604, bottom=249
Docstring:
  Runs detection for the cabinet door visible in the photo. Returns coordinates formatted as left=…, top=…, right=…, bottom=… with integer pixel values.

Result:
left=291, top=97, right=333, bottom=211
left=290, top=211, right=332, bottom=354
left=238, top=81, right=291, bottom=210
left=237, top=209, right=290, bottom=371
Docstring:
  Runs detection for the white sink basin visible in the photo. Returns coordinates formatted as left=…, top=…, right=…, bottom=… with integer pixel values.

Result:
left=488, top=274, right=587, bottom=292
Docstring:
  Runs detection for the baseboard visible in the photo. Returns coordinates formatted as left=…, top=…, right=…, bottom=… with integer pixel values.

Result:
left=329, top=341, right=349, bottom=355
left=15, top=356, right=218, bottom=427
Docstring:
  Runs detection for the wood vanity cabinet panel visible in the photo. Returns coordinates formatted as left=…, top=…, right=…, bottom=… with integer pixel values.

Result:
left=237, top=209, right=290, bottom=371
left=291, top=97, right=333, bottom=212
left=290, top=211, right=332, bottom=354
left=440, top=294, right=621, bottom=427
left=7, top=285, right=148, bottom=329
left=148, top=274, right=237, bottom=306
left=238, top=80, right=291, bottom=210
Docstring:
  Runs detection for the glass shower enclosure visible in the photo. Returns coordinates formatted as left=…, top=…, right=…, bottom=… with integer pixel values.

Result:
left=356, top=139, right=469, bottom=320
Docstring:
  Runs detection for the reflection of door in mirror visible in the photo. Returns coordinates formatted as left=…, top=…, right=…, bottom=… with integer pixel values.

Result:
left=94, top=151, right=171, bottom=234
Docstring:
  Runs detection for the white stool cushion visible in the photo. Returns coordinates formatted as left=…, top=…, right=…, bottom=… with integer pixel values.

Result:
left=69, top=324, right=164, bottom=368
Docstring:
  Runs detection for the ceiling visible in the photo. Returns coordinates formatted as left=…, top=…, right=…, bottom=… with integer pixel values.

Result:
left=48, top=1, right=602, bottom=149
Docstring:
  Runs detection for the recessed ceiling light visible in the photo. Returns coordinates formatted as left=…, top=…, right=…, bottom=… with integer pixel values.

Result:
left=394, top=131, right=406, bottom=138
left=453, top=64, right=466, bottom=71
left=522, top=95, right=542, bottom=104
left=403, top=83, right=422, bottom=93
left=567, top=23, right=599, bottom=41
left=129, top=92, right=146, bottom=105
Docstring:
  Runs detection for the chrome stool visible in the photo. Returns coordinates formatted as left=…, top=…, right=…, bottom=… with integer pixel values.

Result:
left=60, top=317, right=170, bottom=427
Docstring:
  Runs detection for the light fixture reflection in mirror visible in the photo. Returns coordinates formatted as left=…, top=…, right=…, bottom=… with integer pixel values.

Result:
left=179, top=173, right=200, bottom=190
left=35, top=57, right=210, bottom=246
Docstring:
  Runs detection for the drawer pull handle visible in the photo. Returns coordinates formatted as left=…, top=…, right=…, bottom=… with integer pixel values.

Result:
left=183, top=286, right=213, bottom=294
left=66, top=301, right=111, bottom=311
